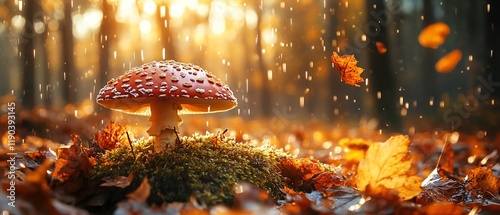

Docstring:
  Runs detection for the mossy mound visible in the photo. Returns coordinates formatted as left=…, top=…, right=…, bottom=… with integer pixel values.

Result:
left=91, top=132, right=289, bottom=206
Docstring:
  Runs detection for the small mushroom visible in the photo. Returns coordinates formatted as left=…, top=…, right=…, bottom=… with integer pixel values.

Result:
left=96, top=60, right=238, bottom=151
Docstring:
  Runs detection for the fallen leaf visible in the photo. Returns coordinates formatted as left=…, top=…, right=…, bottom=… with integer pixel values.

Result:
left=338, top=137, right=371, bottom=163
left=465, top=166, right=499, bottom=195
left=420, top=203, right=466, bottom=215
left=230, top=182, right=277, bottom=213
left=127, top=177, right=150, bottom=203
left=313, top=172, right=346, bottom=191
left=1, top=159, right=62, bottom=215
left=100, top=172, right=134, bottom=188
left=278, top=157, right=326, bottom=191
left=435, top=49, right=462, bottom=73
left=419, top=168, right=465, bottom=205
left=52, top=144, right=91, bottom=182
left=356, top=135, right=423, bottom=200
left=94, top=121, right=134, bottom=151
left=418, top=22, right=450, bottom=49
left=375, top=41, right=387, bottom=54
left=280, top=185, right=362, bottom=214
left=331, top=52, right=365, bottom=87
left=356, top=185, right=401, bottom=214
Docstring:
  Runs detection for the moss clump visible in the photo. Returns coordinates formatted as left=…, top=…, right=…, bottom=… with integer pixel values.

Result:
left=91, top=132, right=289, bottom=206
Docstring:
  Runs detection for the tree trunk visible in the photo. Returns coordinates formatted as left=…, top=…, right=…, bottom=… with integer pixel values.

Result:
left=97, top=0, right=114, bottom=115
left=20, top=0, right=36, bottom=109
left=61, top=0, right=76, bottom=105
left=366, top=0, right=402, bottom=131
left=255, top=2, right=272, bottom=117
left=485, top=0, right=500, bottom=99
left=157, top=4, right=176, bottom=60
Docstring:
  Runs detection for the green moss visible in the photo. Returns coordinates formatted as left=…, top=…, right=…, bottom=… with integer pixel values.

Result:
left=91, top=132, right=289, bottom=206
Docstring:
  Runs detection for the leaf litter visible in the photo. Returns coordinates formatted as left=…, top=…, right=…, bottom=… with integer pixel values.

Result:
left=1, top=114, right=500, bottom=215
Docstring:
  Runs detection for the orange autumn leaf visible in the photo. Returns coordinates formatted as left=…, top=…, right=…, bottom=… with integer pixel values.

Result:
left=338, top=138, right=371, bottom=163
left=356, top=135, right=423, bottom=200
left=331, top=52, right=365, bottom=87
left=465, top=166, right=499, bottom=195
left=435, top=49, right=462, bottom=73
left=375, top=41, right=387, bottom=54
left=94, top=121, right=134, bottom=151
left=418, top=22, right=450, bottom=49
left=126, top=178, right=151, bottom=203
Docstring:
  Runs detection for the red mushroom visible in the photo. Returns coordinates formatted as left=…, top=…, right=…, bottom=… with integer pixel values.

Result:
left=96, top=60, right=238, bottom=151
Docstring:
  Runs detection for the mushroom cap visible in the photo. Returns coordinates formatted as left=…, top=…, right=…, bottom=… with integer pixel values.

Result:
left=96, top=60, right=238, bottom=116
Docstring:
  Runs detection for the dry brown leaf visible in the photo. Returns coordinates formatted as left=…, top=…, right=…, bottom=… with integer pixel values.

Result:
left=418, top=22, right=450, bottom=49
left=331, top=52, right=365, bottom=87
left=435, top=49, right=462, bottom=73
left=313, top=172, right=346, bottom=191
left=465, top=166, right=499, bottom=195
left=126, top=177, right=150, bottom=203
left=94, top=121, right=134, bottom=151
left=100, top=172, right=134, bottom=188
left=2, top=160, right=62, bottom=215
left=52, top=145, right=90, bottom=182
left=279, top=158, right=325, bottom=187
left=356, top=135, right=423, bottom=200
left=420, top=203, right=466, bottom=215
left=438, top=141, right=455, bottom=174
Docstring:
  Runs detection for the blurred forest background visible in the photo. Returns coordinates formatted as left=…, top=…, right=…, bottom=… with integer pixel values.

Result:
left=0, top=0, right=499, bottom=141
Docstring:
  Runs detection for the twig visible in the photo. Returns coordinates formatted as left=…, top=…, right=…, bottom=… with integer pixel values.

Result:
left=126, top=132, right=136, bottom=160
left=174, top=127, right=181, bottom=147
left=220, top=128, right=228, bottom=139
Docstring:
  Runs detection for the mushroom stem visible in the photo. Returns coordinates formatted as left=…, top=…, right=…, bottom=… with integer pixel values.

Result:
left=147, top=100, right=182, bottom=151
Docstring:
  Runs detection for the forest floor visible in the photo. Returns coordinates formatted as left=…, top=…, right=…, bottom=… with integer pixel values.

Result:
left=0, top=105, right=499, bottom=215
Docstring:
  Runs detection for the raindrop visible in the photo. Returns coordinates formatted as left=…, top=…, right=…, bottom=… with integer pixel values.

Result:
left=245, top=78, right=249, bottom=93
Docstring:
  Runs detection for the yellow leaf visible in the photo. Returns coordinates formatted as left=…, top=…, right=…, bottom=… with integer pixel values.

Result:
left=356, top=135, right=422, bottom=200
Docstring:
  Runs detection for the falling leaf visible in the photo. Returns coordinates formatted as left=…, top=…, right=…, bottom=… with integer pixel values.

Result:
left=375, top=41, right=387, bottom=54
left=418, top=22, right=450, bottom=49
left=331, top=52, right=365, bottom=87
left=435, top=49, right=462, bottom=73
left=356, top=135, right=423, bottom=200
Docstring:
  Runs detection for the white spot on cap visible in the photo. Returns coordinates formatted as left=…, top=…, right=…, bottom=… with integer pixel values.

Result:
left=170, top=86, right=178, bottom=93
